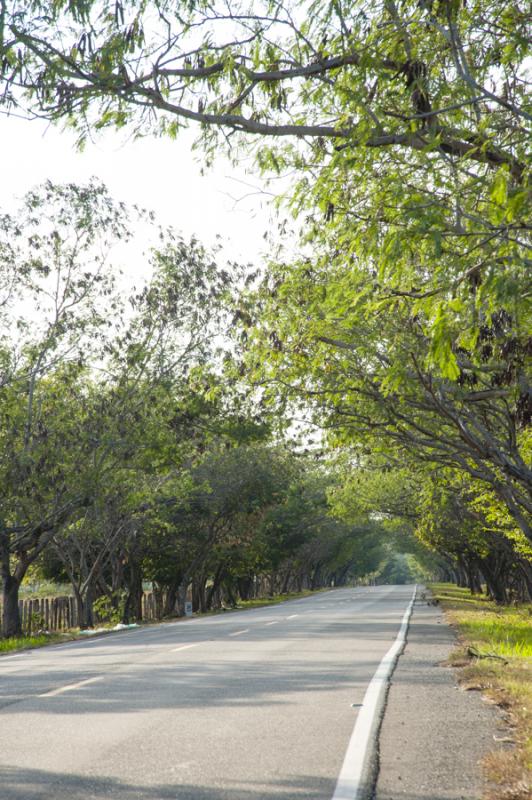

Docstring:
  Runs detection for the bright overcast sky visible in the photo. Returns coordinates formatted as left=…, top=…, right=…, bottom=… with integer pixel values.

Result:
left=0, top=114, right=278, bottom=275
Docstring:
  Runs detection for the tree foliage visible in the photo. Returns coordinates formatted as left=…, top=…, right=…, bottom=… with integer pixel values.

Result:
left=0, top=1, right=530, bottom=626
left=0, top=180, right=388, bottom=637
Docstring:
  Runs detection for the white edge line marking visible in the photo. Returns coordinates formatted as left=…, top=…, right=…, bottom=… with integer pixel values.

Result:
left=171, top=643, right=200, bottom=652
left=52, top=639, right=113, bottom=651
left=228, top=629, right=249, bottom=637
left=39, top=675, right=103, bottom=698
left=0, top=652, right=28, bottom=661
left=286, top=614, right=299, bottom=619
left=331, top=586, right=417, bottom=800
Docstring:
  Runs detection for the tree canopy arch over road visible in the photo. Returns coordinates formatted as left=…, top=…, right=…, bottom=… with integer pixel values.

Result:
left=2, top=1, right=529, bottom=159
left=0, top=1, right=530, bottom=627
left=2, top=1, right=528, bottom=386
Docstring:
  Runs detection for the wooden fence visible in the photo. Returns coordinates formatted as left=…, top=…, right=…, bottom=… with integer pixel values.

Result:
left=0, top=592, right=163, bottom=636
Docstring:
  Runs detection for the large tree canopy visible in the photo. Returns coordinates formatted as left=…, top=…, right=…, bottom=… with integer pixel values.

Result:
left=240, top=252, right=531, bottom=540
left=2, top=0, right=529, bottom=155
left=2, top=0, right=529, bottom=372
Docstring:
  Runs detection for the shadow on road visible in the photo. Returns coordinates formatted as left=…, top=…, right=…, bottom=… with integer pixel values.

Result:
left=0, top=766, right=334, bottom=799
left=0, top=766, right=467, bottom=800
left=1, top=656, right=377, bottom=714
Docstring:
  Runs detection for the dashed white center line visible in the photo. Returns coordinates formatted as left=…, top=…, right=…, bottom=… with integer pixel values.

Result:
left=39, top=675, right=103, bottom=697
left=229, top=629, right=249, bottom=637
left=286, top=614, right=299, bottom=619
left=265, top=621, right=279, bottom=626
left=171, top=643, right=200, bottom=653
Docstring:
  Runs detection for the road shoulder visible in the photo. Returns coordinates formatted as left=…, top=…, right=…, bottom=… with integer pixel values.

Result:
left=375, top=594, right=505, bottom=800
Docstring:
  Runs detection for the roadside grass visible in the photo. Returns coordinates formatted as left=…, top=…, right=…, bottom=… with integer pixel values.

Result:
left=428, top=582, right=531, bottom=800
left=0, top=632, right=73, bottom=654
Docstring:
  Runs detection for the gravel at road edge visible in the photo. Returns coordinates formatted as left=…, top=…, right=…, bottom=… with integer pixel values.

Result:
left=374, top=595, right=506, bottom=800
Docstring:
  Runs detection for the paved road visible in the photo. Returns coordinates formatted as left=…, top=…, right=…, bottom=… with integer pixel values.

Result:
left=0, top=585, right=414, bottom=800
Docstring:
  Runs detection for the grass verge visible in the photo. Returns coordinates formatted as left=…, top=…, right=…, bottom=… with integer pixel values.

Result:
left=0, top=632, right=75, bottom=654
left=428, top=582, right=531, bottom=800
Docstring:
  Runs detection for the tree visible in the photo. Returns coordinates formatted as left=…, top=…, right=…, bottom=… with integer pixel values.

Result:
left=416, top=471, right=532, bottom=602
left=2, top=2, right=528, bottom=162
left=0, top=179, right=240, bottom=636
left=330, top=455, right=532, bottom=601
left=257, top=465, right=390, bottom=591
left=2, top=3, right=529, bottom=438
left=2, top=2, right=528, bottom=345
left=0, top=181, right=131, bottom=636
left=144, top=443, right=293, bottom=614
left=241, top=259, right=531, bottom=544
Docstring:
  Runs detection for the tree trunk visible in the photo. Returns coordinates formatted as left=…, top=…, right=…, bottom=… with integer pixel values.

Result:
left=206, top=563, right=225, bottom=610
left=153, top=584, right=165, bottom=618
left=466, top=559, right=483, bottom=594
left=123, top=558, right=143, bottom=624
left=311, top=565, right=323, bottom=589
left=280, top=570, right=292, bottom=594
left=1, top=531, right=26, bottom=638
left=517, top=559, right=532, bottom=603
left=237, top=575, right=254, bottom=601
left=2, top=575, right=22, bottom=638
left=111, top=552, right=125, bottom=595
left=337, top=565, right=351, bottom=586
left=481, top=557, right=509, bottom=605
left=176, top=578, right=189, bottom=617
left=222, top=579, right=237, bottom=608
left=455, top=556, right=468, bottom=588
left=485, top=574, right=508, bottom=605
left=73, top=580, right=96, bottom=629
left=192, top=576, right=207, bottom=613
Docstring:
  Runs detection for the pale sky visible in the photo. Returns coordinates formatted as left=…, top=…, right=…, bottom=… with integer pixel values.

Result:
left=0, top=114, right=278, bottom=275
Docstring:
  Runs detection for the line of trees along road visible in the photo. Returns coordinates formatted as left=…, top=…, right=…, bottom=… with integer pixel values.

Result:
left=0, top=182, right=405, bottom=638
left=0, top=0, right=530, bottom=631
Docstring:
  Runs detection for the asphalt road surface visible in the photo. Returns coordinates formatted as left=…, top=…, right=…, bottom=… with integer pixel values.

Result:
left=0, top=585, right=414, bottom=800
